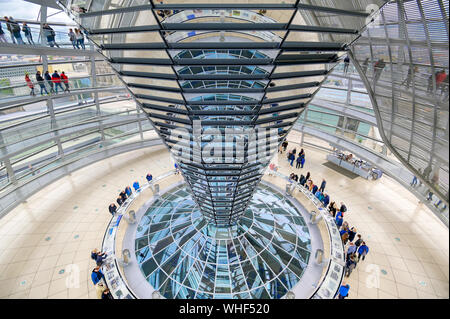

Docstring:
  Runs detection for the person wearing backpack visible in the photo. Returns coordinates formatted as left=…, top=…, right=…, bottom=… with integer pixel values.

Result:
left=35, top=71, right=49, bottom=95
left=91, top=266, right=104, bottom=285
left=43, top=23, right=59, bottom=47
left=44, top=70, right=55, bottom=94
left=4, top=16, right=16, bottom=44
left=9, top=17, right=24, bottom=44
left=22, top=22, right=34, bottom=45
left=68, top=28, right=78, bottom=49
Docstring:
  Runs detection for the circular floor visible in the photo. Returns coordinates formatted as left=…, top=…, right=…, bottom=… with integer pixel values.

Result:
left=132, top=183, right=313, bottom=299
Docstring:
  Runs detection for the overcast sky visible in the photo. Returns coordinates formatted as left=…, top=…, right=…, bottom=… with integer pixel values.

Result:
left=0, top=0, right=73, bottom=24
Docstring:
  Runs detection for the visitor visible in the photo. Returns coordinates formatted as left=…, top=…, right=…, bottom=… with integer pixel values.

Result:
left=44, top=71, right=54, bottom=93
left=91, top=249, right=107, bottom=266
left=116, top=196, right=124, bottom=206
left=411, top=175, right=418, bottom=187
left=298, top=148, right=304, bottom=158
left=300, top=155, right=305, bottom=168
left=22, top=22, right=34, bottom=45
left=341, top=228, right=349, bottom=245
left=24, top=73, right=35, bottom=96
left=282, top=140, right=288, bottom=152
left=354, top=234, right=363, bottom=250
left=338, top=283, right=350, bottom=299
left=174, top=163, right=180, bottom=174
left=4, top=16, right=15, bottom=44
left=35, top=71, right=49, bottom=95
left=335, top=213, right=344, bottom=228
left=343, top=56, right=350, bottom=74
left=346, top=242, right=357, bottom=260
left=95, top=282, right=106, bottom=299
left=60, top=71, right=70, bottom=92
left=119, top=190, right=127, bottom=202
left=295, top=155, right=302, bottom=169
left=319, top=179, right=326, bottom=193
left=51, top=70, right=64, bottom=93
left=146, top=173, right=153, bottom=183
left=125, top=186, right=132, bottom=197
left=68, top=28, right=78, bottom=49
left=289, top=152, right=295, bottom=167
left=328, top=201, right=337, bottom=217
left=345, top=254, right=357, bottom=277
left=305, top=172, right=310, bottom=182
left=440, top=73, right=449, bottom=98
left=357, top=242, right=369, bottom=261
left=0, top=21, right=7, bottom=42
left=133, top=181, right=140, bottom=192
left=427, top=191, right=433, bottom=201
left=91, top=266, right=105, bottom=285
left=373, top=58, right=386, bottom=84
left=315, top=190, right=324, bottom=202
left=8, top=17, right=24, bottom=44
left=348, top=227, right=357, bottom=242
left=102, top=288, right=114, bottom=299
left=322, top=193, right=330, bottom=207
left=311, top=184, right=318, bottom=194
left=340, top=202, right=347, bottom=213
left=75, top=28, right=85, bottom=49
left=43, top=23, right=59, bottom=47
left=108, top=203, right=117, bottom=215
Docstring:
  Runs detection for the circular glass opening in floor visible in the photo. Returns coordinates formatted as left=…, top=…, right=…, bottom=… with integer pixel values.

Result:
left=134, top=183, right=312, bottom=299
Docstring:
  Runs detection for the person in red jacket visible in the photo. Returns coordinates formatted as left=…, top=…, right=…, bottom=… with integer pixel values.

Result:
left=60, top=71, right=70, bottom=92
left=25, top=73, right=35, bottom=96
left=51, top=70, right=64, bottom=93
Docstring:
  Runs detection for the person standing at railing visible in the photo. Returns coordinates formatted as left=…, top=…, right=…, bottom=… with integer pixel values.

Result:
left=343, top=56, right=350, bottom=74
left=8, top=17, right=24, bottom=44
left=21, top=22, right=34, bottom=45
left=51, top=70, right=64, bottom=93
left=0, top=22, right=7, bottom=42
left=43, top=23, right=59, bottom=48
left=75, top=28, right=85, bottom=49
left=4, top=17, right=15, bottom=44
left=35, top=71, right=49, bottom=95
left=44, top=70, right=55, bottom=94
left=68, top=28, right=78, bottom=49
left=60, top=71, right=70, bottom=92
left=24, top=73, right=35, bottom=96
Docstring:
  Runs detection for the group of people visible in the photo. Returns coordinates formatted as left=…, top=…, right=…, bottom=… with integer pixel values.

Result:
left=279, top=141, right=306, bottom=169
left=0, top=17, right=34, bottom=44
left=108, top=173, right=153, bottom=216
left=0, top=17, right=86, bottom=49
left=25, top=70, right=70, bottom=96
left=283, top=164, right=369, bottom=300
left=67, top=28, right=85, bottom=49
left=90, top=249, right=113, bottom=299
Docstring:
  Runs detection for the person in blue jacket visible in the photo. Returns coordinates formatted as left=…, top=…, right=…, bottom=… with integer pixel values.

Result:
left=338, top=283, right=350, bottom=299
left=335, top=213, right=344, bottom=228
left=311, top=184, right=318, bottom=194
left=319, top=179, right=326, bottom=193
left=91, top=266, right=104, bottom=285
left=133, top=181, right=140, bottom=192
left=357, top=242, right=369, bottom=261
left=146, top=173, right=153, bottom=183
left=300, top=155, right=305, bottom=168
left=322, top=193, right=330, bottom=207
left=125, top=186, right=132, bottom=197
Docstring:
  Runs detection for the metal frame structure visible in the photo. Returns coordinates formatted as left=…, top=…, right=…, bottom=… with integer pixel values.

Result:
left=59, top=0, right=389, bottom=226
left=349, top=0, right=449, bottom=206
